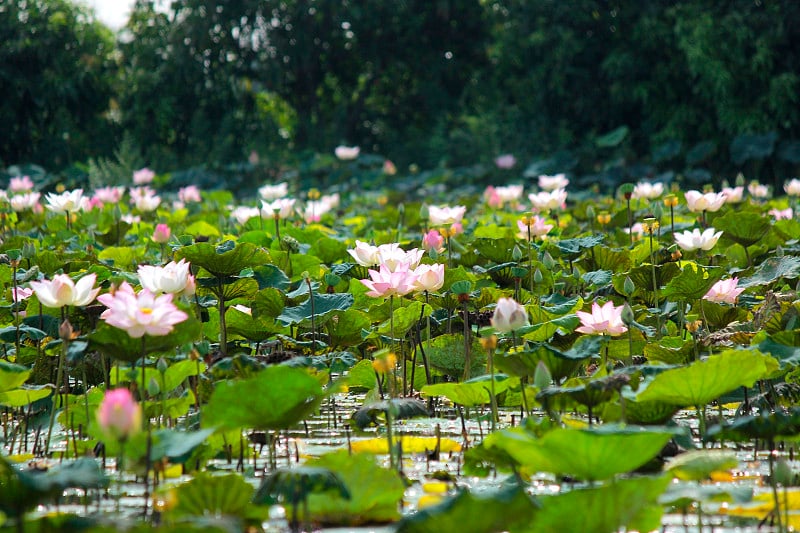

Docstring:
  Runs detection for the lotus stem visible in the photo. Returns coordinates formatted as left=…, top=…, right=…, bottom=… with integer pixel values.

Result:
left=218, top=277, right=227, bottom=358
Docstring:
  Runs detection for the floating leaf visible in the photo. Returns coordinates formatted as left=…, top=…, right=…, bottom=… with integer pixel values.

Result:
left=254, top=466, right=349, bottom=506
left=635, top=349, right=776, bottom=407
left=706, top=407, right=800, bottom=443
left=352, top=398, right=429, bottom=430
left=0, top=386, right=51, bottom=407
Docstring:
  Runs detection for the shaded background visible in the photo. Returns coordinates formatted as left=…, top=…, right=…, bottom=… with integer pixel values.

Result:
left=2, top=0, right=799, bottom=193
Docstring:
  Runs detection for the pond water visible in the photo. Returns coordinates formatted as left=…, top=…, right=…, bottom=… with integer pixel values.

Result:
left=7, top=394, right=791, bottom=533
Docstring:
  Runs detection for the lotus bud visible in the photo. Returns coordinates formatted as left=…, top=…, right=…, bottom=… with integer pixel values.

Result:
left=152, top=223, right=171, bottom=244
left=491, top=297, right=529, bottom=333
left=652, top=201, right=664, bottom=219
left=623, top=276, right=635, bottom=296
left=157, top=357, right=168, bottom=374
left=621, top=302, right=635, bottom=325
left=735, top=172, right=745, bottom=187
left=534, top=269, right=543, bottom=284
left=586, top=204, right=596, bottom=220
left=97, top=388, right=141, bottom=442
left=148, top=377, right=161, bottom=397
left=59, top=318, right=74, bottom=341
left=512, top=245, right=524, bottom=262
left=542, top=252, right=555, bottom=270
left=533, top=361, right=552, bottom=389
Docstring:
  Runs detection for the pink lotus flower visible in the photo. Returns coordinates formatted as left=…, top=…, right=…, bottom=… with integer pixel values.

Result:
left=383, top=160, right=397, bottom=175
left=428, top=205, right=466, bottom=226
left=674, top=227, right=723, bottom=252
left=97, top=282, right=188, bottom=338
left=335, top=145, right=360, bottom=160
left=178, top=185, right=202, bottom=203
left=133, top=168, right=155, bottom=185
left=785, top=179, right=800, bottom=196
left=721, top=186, right=744, bottom=203
left=130, top=186, right=161, bottom=212
left=259, top=182, right=289, bottom=201
left=575, top=301, right=628, bottom=336
left=152, top=223, right=171, bottom=243
left=360, top=263, right=418, bottom=298
left=9, top=192, right=40, bottom=212
left=97, top=388, right=141, bottom=441
left=450, top=222, right=464, bottom=236
left=632, top=182, right=664, bottom=200
left=748, top=182, right=769, bottom=199
left=684, top=190, right=726, bottom=212
left=137, top=259, right=195, bottom=296
left=30, top=273, right=100, bottom=308
left=769, top=208, right=793, bottom=221
left=412, top=263, right=445, bottom=292
left=529, top=188, right=567, bottom=211
left=703, top=277, right=745, bottom=304
left=624, top=222, right=645, bottom=240
left=538, top=174, right=569, bottom=191
left=377, top=243, right=424, bottom=271
left=517, top=216, right=553, bottom=239
left=484, top=186, right=503, bottom=208
left=93, top=186, right=125, bottom=204
left=494, top=154, right=517, bottom=169
left=422, top=229, right=445, bottom=253
left=11, top=287, right=33, bottom=303
left=9, top=176, right=34, bottom=193
left=491, top=297, right=529, bottom=332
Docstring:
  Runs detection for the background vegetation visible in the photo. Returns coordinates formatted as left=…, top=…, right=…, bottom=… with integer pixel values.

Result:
left=2, top=0, right=800, bottom=190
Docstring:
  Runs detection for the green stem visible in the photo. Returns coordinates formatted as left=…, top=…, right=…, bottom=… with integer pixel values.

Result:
left=218, top=277, right=227, bottom=358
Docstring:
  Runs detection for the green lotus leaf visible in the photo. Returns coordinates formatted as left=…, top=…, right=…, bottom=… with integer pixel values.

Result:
left=148, top=428, right=215, bottom=465
left=644, top=336, right=694, bottom=365
left=226, top=306, right=285, bottom=341
left=582, top=269, right=613, bottom=288
left=635, top=349, right=777, bottom=407
left=309, top=236, right=349, bottom=264
left=421, top=375, right=515, bottom=407
left=0, top=360, right=32, bottom=393
left=176, top=241, right=271, bottom=278
left=496, top=336, right=600, bottom=382
left=251, top=287, right=286, bottom=319
left=165, top=472, right=262, bottom=521
left=396, top=482, right=538, bottom=533
left=473, top=237, right=517, bottom=263
left=0, top=325, right=48, bottom=343
left=713, top=210, right=772, bottom=248
left=665, top=450, right=739, bottom=481
left=698, top=299, right=747, bottom=329
left=739, top=256, right=800, bottom=288
left=706, top=407, right=800, bottom=443
left=328, top=309, right=372, bottom=348
left=377, top=301, right=431, bottom=338
left=485, top=425, right=677, bottom=481
left=304, top=450, right=405, bottom=525
left=758, top=336, right=800, bottom=370
left=97, top=246, right=138, bottom=269
left=659, top=483, right=753, bottom=508
left=661, top=263, right=723, bottom=301
left=0, top=386, right=51, bottom=407
left=251, top=264, right=290, bottom=291
left=554, top=234, right=604, bottom=256
left=277, top=292, right=354, bottom=326
left=592, top=246, right=632, bottom=272
left=424, top=333, right=486, bottom=378
left=344, top=359, right=379, bottom=391
left=528, top=475, right=669, bottom=533
left=254, top=466, right=349, bottom=507
left=184, top=220, right=221, bottom=238
left=203, top=366, right=328, bottom=430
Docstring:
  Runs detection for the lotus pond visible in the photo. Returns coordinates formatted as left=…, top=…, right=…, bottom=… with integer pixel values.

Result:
left=2, top=164, right=800, bottom=532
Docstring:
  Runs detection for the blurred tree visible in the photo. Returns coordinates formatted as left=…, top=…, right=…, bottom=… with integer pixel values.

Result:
left=0, top=0, right=118, bottom=169
left=118, top=0, right=488, bottom=168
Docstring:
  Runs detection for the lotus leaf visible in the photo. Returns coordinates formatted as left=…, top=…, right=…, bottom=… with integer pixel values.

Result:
left=635, top=349, right=777, bottom=407
left=421, top=375, right=515, bottom=407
